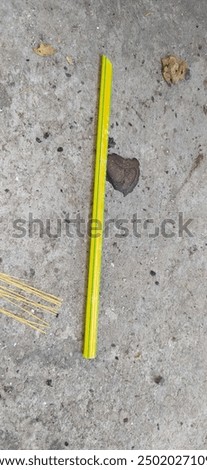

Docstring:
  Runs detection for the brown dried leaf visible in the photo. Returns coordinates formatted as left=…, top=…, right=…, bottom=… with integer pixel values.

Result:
left=161, top=54, right=190, bottom=85
left=107, top=153, right=140, bottom=196
left=33, top=43, right=56, bottom=57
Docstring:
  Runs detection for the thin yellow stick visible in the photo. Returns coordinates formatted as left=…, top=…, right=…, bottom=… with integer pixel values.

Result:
left=0, top=287, right=58, bottom=314
left=0, top=295, right=49, bottom=327
left=0, top=273, right=61, bottom=305
left=83, top=55, right=113, bottom=359
left=0, top=308, right=46, bottom=334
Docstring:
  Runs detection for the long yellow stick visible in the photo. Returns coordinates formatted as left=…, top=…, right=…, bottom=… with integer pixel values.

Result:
left=83, top=55, right=113, bottom=359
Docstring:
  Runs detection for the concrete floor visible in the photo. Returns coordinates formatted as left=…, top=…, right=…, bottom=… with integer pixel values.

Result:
left=1, top=0, right=207, bottom=450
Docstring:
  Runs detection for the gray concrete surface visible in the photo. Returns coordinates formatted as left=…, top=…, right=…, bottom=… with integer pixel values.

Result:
left=1, top=0, right=207, bottom=450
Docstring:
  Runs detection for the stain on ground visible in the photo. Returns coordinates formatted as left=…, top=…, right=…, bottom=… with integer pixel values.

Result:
left=161, top=55, right=190, bottom=85
left=0, top=84, right=12, bottom=109
left=176, top=153, right=205, bottom=195
left=188, top=153, right=204, bottom=178
left=108, top=136, right=116, bottom=149
left=203, top=105, right=207, bottom=115
left=153, top=375, right=164, bottom=385
left=107, top=153, right=140, bottom=196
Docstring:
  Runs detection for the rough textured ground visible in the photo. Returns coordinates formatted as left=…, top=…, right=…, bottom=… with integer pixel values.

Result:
left=1, top=0, right=207, bottom=450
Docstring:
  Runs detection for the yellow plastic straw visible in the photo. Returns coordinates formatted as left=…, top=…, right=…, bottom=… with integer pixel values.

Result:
left=83, top=55, right=113, bottom=359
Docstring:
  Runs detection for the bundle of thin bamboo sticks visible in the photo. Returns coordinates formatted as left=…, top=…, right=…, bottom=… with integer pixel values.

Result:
left=0, top=272, right=62, bottom=333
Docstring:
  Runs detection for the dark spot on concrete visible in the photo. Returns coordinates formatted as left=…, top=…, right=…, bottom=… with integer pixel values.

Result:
left=64, top=441, right=69, bottom=447
left=157, top=423, right=160, bottom=430
left=46, top=379, right=52, bottom=387
left=64, top=66, right=67, bottom=70
left=198, top=44, right=202, bottom=50
left=115, top=356, right=119, bottom=360
left=155, top=281, right=159, bottom=285
left=56, top=313, right=59, bottom=318
left=4, top=385, right=13, bottom=393
left=57, top=147, right=63, bottom=152
left=203, top=105, right=207, bottom=115
left=36, top=137, right=42, bottom=143
left=150, top=270, right=156, bottom=276
left=4, top=188, right=9, bottom=193
left=65, top=73, right=71, bottom=78
left=165, top=170, right=169, bottom=174
left=154, top=375, right=164, bottom=385
left=108, top=136, right=116, bottom=149
left=111, top=343, right=116, bottom=348
left=123, top=417, right=128, bottom=423
left=60, top=189, right=63, bottom=193
left=151, top=96, right=155, bottom=102
left=128, top=122, right=132, bottom=126
left=185, top=69, right=191, bottom=81
left=77, top=90, right=82, bottom=93
left=116, top=121, right=119, bottom=126
left=26, top=59, right=30, bottom=62
left=188, top=245, right=197, bottom=255
left=44, top=132, right=50, bottom=139
left=30, top=268, right=35, bottom=277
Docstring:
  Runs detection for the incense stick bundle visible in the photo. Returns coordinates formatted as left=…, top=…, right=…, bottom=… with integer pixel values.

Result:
left=0, top=272, right=62, bottom=333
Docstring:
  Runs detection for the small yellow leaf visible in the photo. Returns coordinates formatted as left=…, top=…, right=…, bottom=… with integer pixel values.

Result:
left=66, top=55, right=74, bottom=65
left=33, top=43, right=56, bottom=57
left=134, top=352, right=141, bottom=359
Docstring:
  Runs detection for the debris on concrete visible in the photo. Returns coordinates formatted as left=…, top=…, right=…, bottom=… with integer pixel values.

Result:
left=66, top=55, right=74, bottom=65
left=161, top=55, right=190, bottom=84
left=108, top=136, right=116, bottom=149
left=33, top=43, right=56, bottom=56
left=107, top=153, right=140, bottom=196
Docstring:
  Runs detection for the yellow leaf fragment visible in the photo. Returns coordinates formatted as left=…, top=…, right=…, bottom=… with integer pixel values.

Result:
left=33, top=43, right=56, bottom=57
left=66, top=55, right=74, bottom=65
left=161, top=54, right=190, bottom=85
